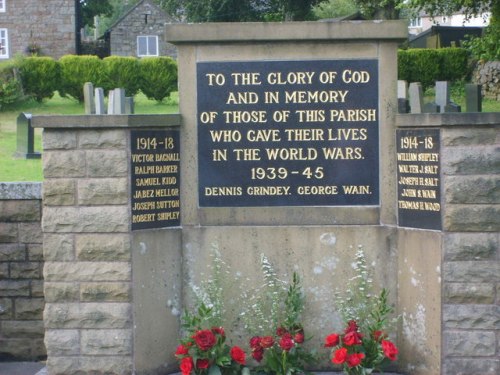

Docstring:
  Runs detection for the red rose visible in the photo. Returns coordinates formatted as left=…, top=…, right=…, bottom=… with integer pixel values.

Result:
left=294, top=332, right=305, bottom=344
left=249, top=336, right=261, bottom=349
left=193, top=330, right=216, bottom=351
left=324, top=333, right=339, bottom=347
left=346, top=353, right=365, bottom=368
left=343, top=331, right=363, bottom=346
left=381, top=340, right=398, bottom=361
left=332, top=347, right=347, bottom=364
left=211, top=326, right=225, bottom=337
left=175, top=344, right=189, bottom=356
left=230, top=345, right=246, bottom=365
left=252, top=347, right=264, bottom=362
left=345, top=320, right=359, bottom=334
left=276, top=326, right=287, bottom=336
left=196, top=359, right=210, bottom=369
left=180, top=357, right=194, bottom=375
left=279, top=333, right=294, bottom=351
left=260, top=335, right=274, bottom=348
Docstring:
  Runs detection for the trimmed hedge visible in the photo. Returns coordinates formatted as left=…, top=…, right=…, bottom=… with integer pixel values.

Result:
left=103, top=56, right=141, bottom=96
left=59, top=55, right=105, bottom=102
left=0, top=63, right=24, bottom=109
left=398, top=48, right=470, bottom=89
left=18, top=56, right=59, bottom=102
left=139, top=57, right=178, bottom=102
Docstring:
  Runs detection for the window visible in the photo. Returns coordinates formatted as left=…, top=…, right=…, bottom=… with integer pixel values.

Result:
left=409, top=17, right=422, bottom=28
left=0, top=29, right=8, bottom=59
left=137, top=35, right=158, bottom=57
left=0, top=0, right=5, bottom=12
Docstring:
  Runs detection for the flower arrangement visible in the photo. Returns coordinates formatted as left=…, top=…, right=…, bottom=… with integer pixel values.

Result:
left=323, top=247, right=399, bottom=375
left=242, top=259, right=316, bottom=375
left=175, top=303, right=248, bottom=375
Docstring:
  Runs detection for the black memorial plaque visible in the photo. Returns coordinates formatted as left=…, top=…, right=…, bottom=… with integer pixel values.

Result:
left=397, top=128, right=441, bottom=230
left=131, top=129, right=180, bottom=230
left=197, top=60, right=379, bottom=207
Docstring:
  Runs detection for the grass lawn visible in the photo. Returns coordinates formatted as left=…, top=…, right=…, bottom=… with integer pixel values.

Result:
left=0, top=87, right=498, bottom=182
left=0, top=92, right=179, bottom=182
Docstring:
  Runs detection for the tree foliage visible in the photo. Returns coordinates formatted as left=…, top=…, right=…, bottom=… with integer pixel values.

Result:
left=80, top=0, right=114, bottom=27
left=312, top=0, right=359, bottom=20
left=406, top=0, right=497, bottom=21
left=155, top=0, right=320, bottom=22
left=354, top=0, right=404, bottom=19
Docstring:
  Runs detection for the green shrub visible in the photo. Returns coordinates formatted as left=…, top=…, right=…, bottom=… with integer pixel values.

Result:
left=139, top=57, right=178, bottom=102
left=0, top=63, right=24, bottom=109
left=59, top=55, right=105, bottom=102
left=103, top=56, right=141, bottom=96
left=18, top=56, right=59, bottom=102
left=398, top=48, right=470, bottom=90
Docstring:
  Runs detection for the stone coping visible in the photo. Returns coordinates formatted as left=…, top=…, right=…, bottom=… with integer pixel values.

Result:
left=396, top=112, right=500, bottom=127
left=165, top=20, right=408, bottom=44
left=0, top=182, right=42, bottom=199
left=31, top=114, right=182, bottom=129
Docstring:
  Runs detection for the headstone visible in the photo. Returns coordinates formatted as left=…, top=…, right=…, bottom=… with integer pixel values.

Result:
left=15, top=113, right=41, bottom=159
left=409, top=82, right=423, bottom=114
left=435, top=81, right=449, bottom=113
left=83, top=82, right=95, bottom=115
left=95, top=87, right=106, bottom=114
left=444, top=103, right=461, bottom=113
left=397, top=80, right=409, bottom=113
left=107, top=90, right=115, bottom=114
left=465, top=84, right=482, bottom=112
left=125, top=97, right=134, bottom=114
left=113, top=88, right=126, bottom=114
left=423, top=102, right=439, bottom=113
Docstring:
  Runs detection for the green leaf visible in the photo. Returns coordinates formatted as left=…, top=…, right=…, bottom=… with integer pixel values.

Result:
left=208, top=365, right=222, bottom=375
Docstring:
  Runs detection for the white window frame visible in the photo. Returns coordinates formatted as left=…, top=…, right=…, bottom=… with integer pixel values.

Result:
left=409, top=17, right=422, bottom=28
left=0, top=29, right=9, bottom=59
left=137, top=35, right=159, bottom=57
left=0, top=0, right=5, bottom=13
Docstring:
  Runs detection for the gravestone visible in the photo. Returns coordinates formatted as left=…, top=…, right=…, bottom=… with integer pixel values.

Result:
left=409, top=82, right=423, bottom=113
left=15, top=113, right=40, bottom=159
left=83, top=82, right=96, bottom=115
left=397, top=80, right=410, bottom=113
left=435, top=81, right=449, bottom=113
left=466, top=83, right=482, bottom=112
left=95, top=87, right=106, bottom=114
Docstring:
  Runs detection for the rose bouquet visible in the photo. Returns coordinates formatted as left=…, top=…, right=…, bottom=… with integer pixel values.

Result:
left=175, top=303, right=248, bottom=375
left=324, top=247, right=399, bottom=375
left=245, top=271, right=316, bottom=375
left=324, top=316, right=398, bottom=374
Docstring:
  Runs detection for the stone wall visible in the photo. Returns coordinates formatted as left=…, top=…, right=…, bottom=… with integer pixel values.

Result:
left=0, top=0, right=75, bottom=59
left=472, top=61, right=500, bottom=101
left=0, top=182, right=45, bottom=360
left=396, top=113, right=500, bottom=375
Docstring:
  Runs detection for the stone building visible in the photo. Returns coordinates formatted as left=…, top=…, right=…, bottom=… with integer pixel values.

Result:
left=105, top=0, right=177, bottom=59
left=0, top=0, right=76, bottom=60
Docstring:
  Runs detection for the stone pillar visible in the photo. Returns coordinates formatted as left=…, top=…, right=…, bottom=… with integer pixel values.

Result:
left=32, top=114, right=182, bottom=375
left=396, top=112, right=500, bottom=375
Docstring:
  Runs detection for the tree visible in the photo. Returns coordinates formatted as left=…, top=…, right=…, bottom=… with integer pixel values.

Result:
left=312, top=0, right=359, bottom=19
left=406, top=0, right=498, bottom=21
left=354, top=0, right=404, bottom=19
left=80, top=0, right=114, bottom=27
left=156, top=0, right=321, bottom=22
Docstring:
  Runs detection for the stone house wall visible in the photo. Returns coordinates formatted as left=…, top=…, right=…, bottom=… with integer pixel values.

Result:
left=0, top=182, right=45, bottom=360
left=108, top=0, right=177, bottom=59
left=0, top=0, right=76, bottom=59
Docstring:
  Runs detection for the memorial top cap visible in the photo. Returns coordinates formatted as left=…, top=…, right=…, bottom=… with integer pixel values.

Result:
left=165, top=20, right=408, bottom=44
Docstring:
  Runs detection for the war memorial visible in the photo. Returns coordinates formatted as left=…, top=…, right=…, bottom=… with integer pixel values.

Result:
left=0, top=20, right=498, bottom=375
